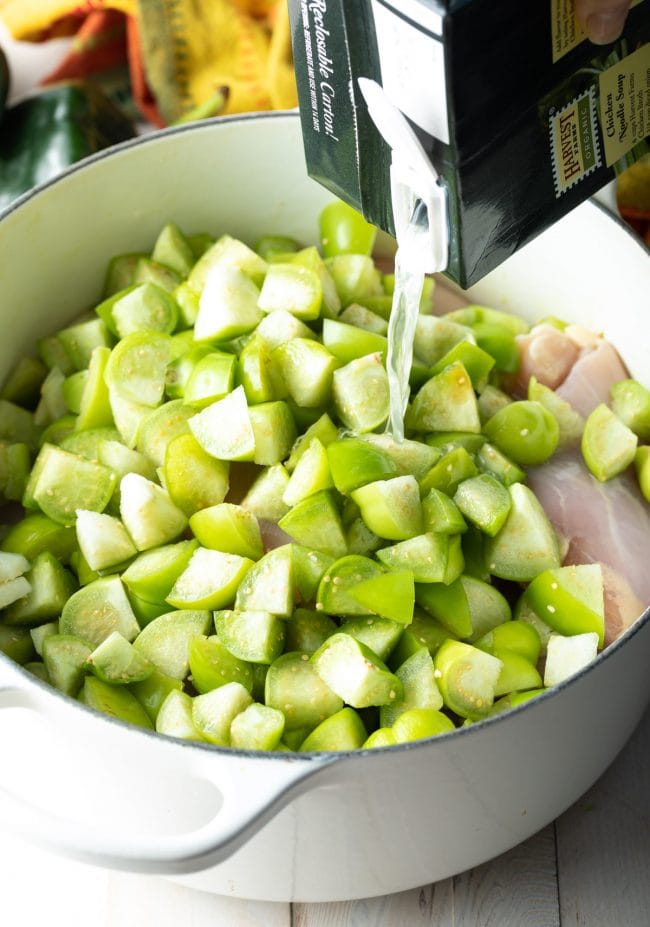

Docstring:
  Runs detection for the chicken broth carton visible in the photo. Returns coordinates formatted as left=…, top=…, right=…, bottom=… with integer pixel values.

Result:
left=288, top=0, right=650, bottom=287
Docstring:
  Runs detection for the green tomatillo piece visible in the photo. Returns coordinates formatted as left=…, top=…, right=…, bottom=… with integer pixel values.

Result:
left=527, top=377, right=584, bottom=449
left=407, top=362, right=481, bottom=434
left=348, top=569, right=415, bottom=624
left=104, top=331, right=174, bottom=408
left=188, top=385, right=255, bottom=462
left=155, top=690, right=203, bottom=740
left=27, top=443, right=115, bottom=526
left=581, top=403, right=638, bottom=481
left=380, top=647, right=443, bottom=727
left=42, top=634, right=91, bottom=696
left=415, top=573, right=511, bottom=641
left=164, top=432, right=230, bottom=516
left=326, top=254, right=383, bottom=307
left=299, top=707, right=368, bottom=751
left=322, top=318, right=387, bottom=364
left=235, top=545, right=295, bottom=616
left=189, top=503, right=263, bottom=559
left=166, top=547, right=254, bottom=610
left=81, top=676, right=153, bottom=729
left=474, top=619, right=541, bottom=665
left=214, top=608, right=286, bottom=664
left=434, top=638, right=503, bottom=720
left=230, top=702, right=286, bottom=751
left=543, top=631, right=599, bottom=687
left=331, top=353, right=389, bottom=433
left=265, top=650, right=343, bottom=731
left=191, top=682, right=253, bottom=746
left=484, top=483, right=561, bottom=582
left=419, top=446, right=479, bottom=498
left=85, top=631, right=154, bottom=685
left=258, top=263, right=322, bottom=321
left=429, top=340, right=495, bottom=392
left=120, top=539, right=199, bottom=605
left=377, top=532, right=464, bottom=585
left=188, top=634, right=253, bottom=694
left=285, top=607, right=337, bottom=654
left=483, top=400, right=559, bottom=467
left=2, top=550, right=77, bottom=627
left=610, top=379, right=650, bottom=441
left=312, top=632, right=403, bottom=708
left=74, top=509, right=137, bottom=573
left=119, top=473, right=188, bottom=551
left=525, top=563, right=605, bottom=648
left=319, top=200, right=377, bottom=258
left=351, top=475, right=423, bottom=541
left=278, top=490, right=347, bottom=558
left=360, top=432, right=441, bottom=480
left=130, top=669, right=183, bottom=723
left=133, top=609, right=212, bottom=680
left=339, top=615, right=404, bottom=662
left=60, top=576, right=140, bottom=648
left=453, top=473, right=512, bottom=537
left=391, top=708, right=455, bottom=743
left=326, top=436, right=398, bottom=495
left=194, top=265, right=262, bottom=342
left=282, top=437, right=334, bottom=506
left=273, top=338, right=338, bottom=408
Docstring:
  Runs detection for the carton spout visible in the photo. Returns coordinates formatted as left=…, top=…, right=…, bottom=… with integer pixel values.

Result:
left=358, top=77, right=448, bottom=274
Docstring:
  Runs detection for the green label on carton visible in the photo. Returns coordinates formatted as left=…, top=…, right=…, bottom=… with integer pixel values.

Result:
left=550, top=88, right=602, bottom=195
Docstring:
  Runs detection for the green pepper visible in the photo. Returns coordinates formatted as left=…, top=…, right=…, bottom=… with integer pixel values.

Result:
left=0, top=81, right=135, bottom=210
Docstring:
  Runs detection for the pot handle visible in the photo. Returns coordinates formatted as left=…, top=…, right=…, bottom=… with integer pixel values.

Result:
left=0, top=667, right=339, bottom=875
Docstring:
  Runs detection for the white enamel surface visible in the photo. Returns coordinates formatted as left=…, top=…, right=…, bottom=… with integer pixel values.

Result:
left=0, top=114, right=649, bottom=902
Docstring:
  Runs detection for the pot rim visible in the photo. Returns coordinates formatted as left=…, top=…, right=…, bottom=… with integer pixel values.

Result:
left=0, top=110, right=300, bottom=224
left=1, top=110, right=649, bottom=764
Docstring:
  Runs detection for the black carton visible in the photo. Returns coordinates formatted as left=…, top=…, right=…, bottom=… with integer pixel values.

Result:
left=288, top=0, right=650, bottom=287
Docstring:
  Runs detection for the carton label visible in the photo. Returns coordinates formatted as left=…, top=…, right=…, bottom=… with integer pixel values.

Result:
left=550, top=87, right=602, bottom=195
left=598, top=42, right=650, bottom=165
left=550, top=0, right=586, bottom=62
left=551, top=0, right=645, bottom=63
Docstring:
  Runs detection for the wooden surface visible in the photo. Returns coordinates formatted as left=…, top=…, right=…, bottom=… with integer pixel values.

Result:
left=1, top=705, right=648, bottom=927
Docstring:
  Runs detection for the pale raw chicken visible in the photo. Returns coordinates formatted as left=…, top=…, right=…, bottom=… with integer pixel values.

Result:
left=499, top=321, right=646, bottom=644
left=508, top=324, right=579, bottom=397
left=508, top=322, right=628, bottom=414
left=555, top=339, right=629, bottom=417
left=527, top=452, right=649, bottom=645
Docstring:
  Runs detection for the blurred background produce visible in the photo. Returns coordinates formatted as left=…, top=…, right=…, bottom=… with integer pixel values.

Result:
left=0, top=0, right=296, bottom=206
left=0, top=2, right=647, bottom=240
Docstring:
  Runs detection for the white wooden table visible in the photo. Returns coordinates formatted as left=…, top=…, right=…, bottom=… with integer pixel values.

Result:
left=1, top=705, right=648, bottom=927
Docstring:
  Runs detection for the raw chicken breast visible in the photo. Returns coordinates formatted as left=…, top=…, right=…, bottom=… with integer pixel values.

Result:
left=555, top=340, right=629, bottom=417
left=509, top=324, right=579, bottom=397
left=527, top=452, right=650, bottom=643
left=508, top=324, right=628, bottom=415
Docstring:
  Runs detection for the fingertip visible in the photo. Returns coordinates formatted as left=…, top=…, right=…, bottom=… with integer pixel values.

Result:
left=585, top=10, right=628, bottom=44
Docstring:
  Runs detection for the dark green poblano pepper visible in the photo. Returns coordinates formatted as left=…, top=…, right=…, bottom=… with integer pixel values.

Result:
left=0, top=80, right=135, bottom=211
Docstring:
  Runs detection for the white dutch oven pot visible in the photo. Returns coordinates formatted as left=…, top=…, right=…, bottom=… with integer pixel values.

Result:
left=0, top=114, right=648, bottom=903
